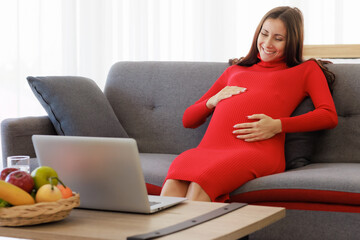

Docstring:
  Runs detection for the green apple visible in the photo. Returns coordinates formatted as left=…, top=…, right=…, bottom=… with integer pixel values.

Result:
left=31, top=166, right=58, bottom=190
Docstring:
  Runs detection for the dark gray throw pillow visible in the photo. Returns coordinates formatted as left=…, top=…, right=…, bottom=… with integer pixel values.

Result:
left=284, top=97, right=320, bottom=170
left=27, top=76, right=128, bottom=138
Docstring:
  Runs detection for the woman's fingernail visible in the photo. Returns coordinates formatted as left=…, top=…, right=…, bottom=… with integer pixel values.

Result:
left=242, top=88, right=247, bottom=92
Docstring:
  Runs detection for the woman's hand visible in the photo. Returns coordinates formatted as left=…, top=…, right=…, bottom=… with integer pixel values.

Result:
left=233, top=114, right=282, bottom=142
left=206, top=86, right=247, bottom=109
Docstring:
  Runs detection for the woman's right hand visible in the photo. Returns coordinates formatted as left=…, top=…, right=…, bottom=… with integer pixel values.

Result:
left=206, top=86, right=247, bottom=109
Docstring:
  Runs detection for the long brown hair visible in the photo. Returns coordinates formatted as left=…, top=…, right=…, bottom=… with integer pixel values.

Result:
left=229, top=6, right=335, bottom=91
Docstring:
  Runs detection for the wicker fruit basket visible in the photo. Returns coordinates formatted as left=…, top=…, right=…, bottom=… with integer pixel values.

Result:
left=0, top=193, right=80, bottom=227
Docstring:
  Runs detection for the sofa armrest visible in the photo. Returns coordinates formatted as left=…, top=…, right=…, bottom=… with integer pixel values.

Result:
left=1, top=116, right=57, bottom=166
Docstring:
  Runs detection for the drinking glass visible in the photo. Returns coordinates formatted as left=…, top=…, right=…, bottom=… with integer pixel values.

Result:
left=7, top=155, right=30, bottom=173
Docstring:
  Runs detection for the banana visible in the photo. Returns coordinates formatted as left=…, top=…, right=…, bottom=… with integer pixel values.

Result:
left=0, top=180, right=35, bottom=206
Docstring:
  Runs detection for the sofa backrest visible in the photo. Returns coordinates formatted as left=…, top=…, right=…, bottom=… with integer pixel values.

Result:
left=104, top=62, right=360, bottom=164
left=311, top=64, right=360, bottom=164
left=104, top=62, right=228, bottom=154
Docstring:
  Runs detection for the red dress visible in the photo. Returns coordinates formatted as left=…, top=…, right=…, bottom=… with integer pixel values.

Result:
left=164, top=58, right=338, bottom=202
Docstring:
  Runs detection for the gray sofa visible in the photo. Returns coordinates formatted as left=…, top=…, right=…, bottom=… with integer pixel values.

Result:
left=2, top=61, right=360, bottom=240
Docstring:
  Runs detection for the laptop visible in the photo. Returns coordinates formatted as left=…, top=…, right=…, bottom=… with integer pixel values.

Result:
left=32, top=135, right=186, bottom=214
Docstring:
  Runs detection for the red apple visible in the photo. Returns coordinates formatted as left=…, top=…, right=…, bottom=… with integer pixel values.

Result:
left=0, top=167, right=19, bottom=180
left=5, top=170, right=35, bottom=193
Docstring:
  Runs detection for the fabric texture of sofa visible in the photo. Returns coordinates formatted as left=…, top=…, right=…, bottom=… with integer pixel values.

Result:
left=2, top=61, right=360, bottom=240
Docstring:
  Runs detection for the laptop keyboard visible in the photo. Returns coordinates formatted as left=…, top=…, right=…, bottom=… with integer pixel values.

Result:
left=149, top=201, right=161, bottom=206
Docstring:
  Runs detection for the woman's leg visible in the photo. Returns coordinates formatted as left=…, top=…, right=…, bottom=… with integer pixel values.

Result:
left=160, top=179, right=190, bottom=197
left=186, top=182, right=211, bottom=202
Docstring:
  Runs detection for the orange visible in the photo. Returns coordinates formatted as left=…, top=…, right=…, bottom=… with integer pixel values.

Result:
left=57, top=184, right=73, bottom=199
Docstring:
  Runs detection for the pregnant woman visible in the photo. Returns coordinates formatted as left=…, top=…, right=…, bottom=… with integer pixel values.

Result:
left=160, top=6, right=338, bottom=202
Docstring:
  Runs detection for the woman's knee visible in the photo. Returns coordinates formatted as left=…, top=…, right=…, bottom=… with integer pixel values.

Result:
left=160, top=179, right=190, bottom=197
left=186, top=182, right=211, bottom=202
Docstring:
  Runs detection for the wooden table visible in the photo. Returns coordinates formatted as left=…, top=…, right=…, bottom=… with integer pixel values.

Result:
left=0, top=201, right=285, bottom=240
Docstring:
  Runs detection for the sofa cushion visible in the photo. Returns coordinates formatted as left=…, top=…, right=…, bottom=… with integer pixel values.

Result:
left=284, top=97, right=319, bottom=169
left=104, top=62, right=228, bottom=154
left=230, top=163, right=360, bottom=206
left=27, top=76, right=128, bottom=138
left=139, top=153, right=176, bottom=195
left=311, top=64, right=360, bottom=164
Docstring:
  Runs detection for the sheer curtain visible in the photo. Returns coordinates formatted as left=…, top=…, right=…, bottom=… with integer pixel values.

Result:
left=0, top=0, right=358, bottom=164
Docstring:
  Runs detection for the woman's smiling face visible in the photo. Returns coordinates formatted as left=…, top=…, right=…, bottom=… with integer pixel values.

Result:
left=257, top=18, right=287, bottom=62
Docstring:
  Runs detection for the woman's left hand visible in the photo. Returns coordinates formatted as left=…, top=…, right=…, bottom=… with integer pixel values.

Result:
left=233, top=114, right=282, bottom=142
